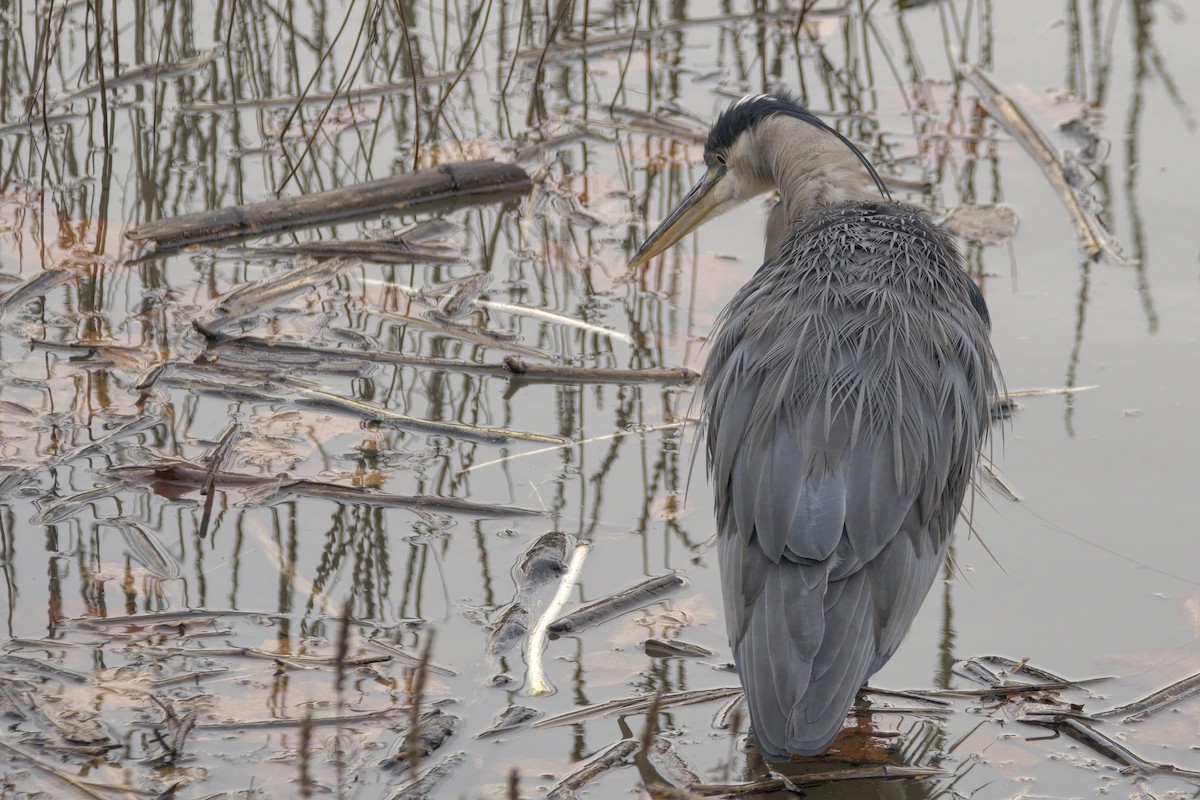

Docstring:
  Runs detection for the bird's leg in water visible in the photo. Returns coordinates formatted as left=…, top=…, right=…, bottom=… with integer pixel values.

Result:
left=780, top=693, right=895, bottom=763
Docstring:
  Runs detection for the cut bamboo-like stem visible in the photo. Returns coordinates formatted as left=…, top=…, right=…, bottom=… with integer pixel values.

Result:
left=126, top=160, right=531, bottom=249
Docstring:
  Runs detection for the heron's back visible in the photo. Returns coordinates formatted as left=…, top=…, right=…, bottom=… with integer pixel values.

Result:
left=703, top=201, right=997, bottom=758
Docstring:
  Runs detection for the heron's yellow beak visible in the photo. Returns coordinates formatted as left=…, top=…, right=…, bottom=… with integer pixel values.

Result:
left=629, top=166, right=734, bottom=268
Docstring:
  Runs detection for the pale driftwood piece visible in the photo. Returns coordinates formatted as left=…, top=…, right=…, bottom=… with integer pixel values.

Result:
left=215, top=335, right=698, bottom=385
left=526, top=543, right=591, bottom=696
left=961, top=65, right=1125, bottom=263
left=126, top=160, right=531, bottom=249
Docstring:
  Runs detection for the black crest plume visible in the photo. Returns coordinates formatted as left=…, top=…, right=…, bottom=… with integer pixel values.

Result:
left=706, top=92, right=892, bottom=201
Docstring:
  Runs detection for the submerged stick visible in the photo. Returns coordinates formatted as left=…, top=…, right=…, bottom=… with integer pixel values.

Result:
left=690, top=766, right=945, bottom=796
left=0, top=267, right=73, bottom=315
left=194, top=256, right=362, bottom=337
left=126, top=160, right=531, bottom=249
left=548, top=573, right=687, bottom=634
left=157, top=364, right=561, bottom=444
left=387, top=752, right=465, bottom=800
left=1097, top=669, right=1200, bottom=722
left=1023, top=715, right=1200, bottom=779
left=535, top=687, right=744, bottom=729
left=460, top=421, right=694, bottom=476
left=199, top=420, right=240, bottom=538
left=961, top=66, right=1124, bottom=263
left=547, top=739, right=639, bottom=799
left=526, top=542, right=591, bottom=696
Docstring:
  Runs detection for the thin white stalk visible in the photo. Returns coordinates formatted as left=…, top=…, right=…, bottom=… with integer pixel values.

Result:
left=459, top=421, right=693, bottom=476
left=1004, top=385, right=1098, bottom=398
left=364, top=280, right=633, bottom=344
left=525, top=542, right=591, bottom=696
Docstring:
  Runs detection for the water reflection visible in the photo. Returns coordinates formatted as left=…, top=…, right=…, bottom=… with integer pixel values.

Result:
left=1, top=0, right=1197, bottom=796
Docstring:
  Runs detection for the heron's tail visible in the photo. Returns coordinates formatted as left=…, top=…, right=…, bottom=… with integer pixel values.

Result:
left=730, top=552, right=879, bottom=758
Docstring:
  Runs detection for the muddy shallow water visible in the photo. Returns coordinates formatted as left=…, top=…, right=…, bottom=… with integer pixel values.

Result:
left=1, top=0, right=1198, bottom=797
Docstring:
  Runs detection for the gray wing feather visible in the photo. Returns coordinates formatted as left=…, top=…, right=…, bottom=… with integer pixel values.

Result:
left=703, top=202, right=998, bottom=760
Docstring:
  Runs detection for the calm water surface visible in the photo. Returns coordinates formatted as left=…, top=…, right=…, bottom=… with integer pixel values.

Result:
left=0, top=0, right=1198, bottom=797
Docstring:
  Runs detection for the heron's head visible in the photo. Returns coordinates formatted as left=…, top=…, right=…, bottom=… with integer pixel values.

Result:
left=628, top=92, right=888, bottom=267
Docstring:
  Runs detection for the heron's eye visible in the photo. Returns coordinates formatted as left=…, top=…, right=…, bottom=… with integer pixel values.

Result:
left=714, top=152, right=730, bottom=168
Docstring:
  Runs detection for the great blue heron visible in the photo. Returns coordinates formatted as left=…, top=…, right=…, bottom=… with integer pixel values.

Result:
left=630, top=93, right=1000, bottom=759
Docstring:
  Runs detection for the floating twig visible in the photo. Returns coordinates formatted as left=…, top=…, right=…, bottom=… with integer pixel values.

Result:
left=365, top=638, right=457, bottom=676
left=370, top=306, right=554, bottom=359
left=50, top=47, right=221, bottom=107
left=1022, top=714, right=1200, bottom=780
left=643, top=639, right=715, bottom=659
left=157, top=363, right=561, bottom=444
left=193, top=706, right=416, bottom=730
left=219, top=237, right=460, bottom=265
left=0, top=267, right=74, bottom=315
left=126, top=160, right=531, bottom=249
left=548, top=573, right=687, bottom=635
left=526, top=542, right=590, bottom=696
left=274, top=479, right=546, bottom=518
left=535, top=687, right=743, bottom=729
left=1097, top=669, right=1200, bottom=723
left=460, top=421, right=694, bottom=476
left=0, top=739, right=118, bottom=799
left=384, top=280, right=635, bottom=344
left=1004, top=385, right=1099, bottom=398
left=547, top=739, right=639, bottom=799
left=194, top=255, right=362, bottom=337
left=110, top=456, right=542, bottom=517
left=199, top=420, right=240, bottom=538
left=690, top=765, right=945, bottom=796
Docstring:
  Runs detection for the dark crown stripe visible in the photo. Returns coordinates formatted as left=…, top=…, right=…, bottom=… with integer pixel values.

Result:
left=707, top=92, right=892, bottom=202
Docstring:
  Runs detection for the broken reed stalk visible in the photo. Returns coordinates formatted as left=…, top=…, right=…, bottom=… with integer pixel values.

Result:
left=960, top=65, right=1122, bottom=263
left=199, top=419, right=239, bottom=538
left=126, top=160, right=531, bottom=249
